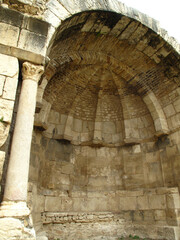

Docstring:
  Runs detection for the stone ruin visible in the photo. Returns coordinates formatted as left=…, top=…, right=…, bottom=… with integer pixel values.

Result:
left=0, top=0, right=180, bottom=239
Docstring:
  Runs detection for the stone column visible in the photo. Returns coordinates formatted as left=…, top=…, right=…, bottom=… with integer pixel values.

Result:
left=0, top=62, right=44, bottom=216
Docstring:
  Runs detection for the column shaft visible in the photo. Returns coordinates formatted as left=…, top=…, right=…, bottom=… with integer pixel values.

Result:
left=3, top=62, right=44, bottom=202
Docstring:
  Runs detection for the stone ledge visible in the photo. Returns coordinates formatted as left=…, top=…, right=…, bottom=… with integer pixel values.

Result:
left=0, top=44, right=46, bottom=64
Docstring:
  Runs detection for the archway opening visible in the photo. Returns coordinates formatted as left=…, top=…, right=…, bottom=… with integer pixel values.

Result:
left=29, top=10, right=180, bottom=240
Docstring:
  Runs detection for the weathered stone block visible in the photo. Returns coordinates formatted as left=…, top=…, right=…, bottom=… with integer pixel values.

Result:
left=154, top=209, right=166, bottom=221
left=23, top=16, right=50, bottom=36
left=0, top=53, right=19, bottom=77
left=73, top=118, right=82, bottom=132
left=0, top=6, right=24, bottom=27
left=0, top=98, right=14, bottom=122
left=167, top=194, right=180, bottom=209
left=0, top=217, right=35, bottom=240
left=0, top=22, right=19, bottom=47
left=2, top=74, right=18, bottom=100
left=149, top=194, right=166, bottom=209
left=137, top=195, right=149, bottom=210
left=173, top=98, right=180, bottom=113
left=164, top=104, right=176, bottom=118
left=119, top=196, right=137, bottom=210
left=45, top=196, right=61, bottom=211
left=18, top=29, right=47, bottom=55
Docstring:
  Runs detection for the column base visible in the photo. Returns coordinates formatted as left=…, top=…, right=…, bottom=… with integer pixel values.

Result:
left=0, top=201, right=36, bottom=240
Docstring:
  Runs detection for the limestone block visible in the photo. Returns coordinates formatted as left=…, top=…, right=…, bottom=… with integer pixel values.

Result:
left=164, top=104, right=176, bottom=118
left=23, top=16, right=49, bottom=37
left=58, top=0, right=107, bottom=14
left=60, top=114, right=67, bottom=125
left=110, top=16, right=131, bottom=36
left=102, top=122, right=116, bottom=134
left=0, top=217, right=35, bottom=240
left=173, top=98, right=180, bottom=113
left=60, top=163, right=74, bottom=175
left=143, top=210, right=155, bottom=222
left=33, top=195, right=45, bottom=213
left=0, top=53, right=19, bottom=77
left=93, top=130, right=102, bottom=141
left=88, top=121, right=94, bottom=131
left=43, top=123, right=55, bottom=138
left=2, top=74, right=18, bottom=100
left=170, top=113, right=180, bottom=129
left=154, top=210, right=166, bottom=221
left=0, top=22, right=19, bottom=48
left=64, top=115, right=73, bottom=136
left=48, top=110, right=60, bottom=124
left=119, top=196, right=137, bottom=210
left=102, top=133, right=112, bottom=143
left=0, top=217, right=22, bottom=239
left=58, top=173, right=70, bottom=185
left=86, top=197, right=108, bottom=211
left=82, top=121, right=89, bottom=133
left=73, top=118, right=82, bottom=132
left=137, top=196, right=149, bottom=210
left=81, top=132, right=90, bottom=142
left=44, top=9, right=61, bottom=28
left=0, top=98, right=14, bottom=122
left=0, top=6, right=24, bottom=28
left=166, top=209, right=179, bottom=226
left=88, top=176, right=107, bottom=188
left=133, top=210, right=144, bottom=222
left=148, top=195, right=166, bottom=209
left=94, top=121, right=102, bottom=131
left=119, top=21, right=139, bottom=40
left=46, top=0, right=70, bottom=20
left=45, top=196, right=61, bottom=211
left=166, top=194, right=180, bottom=209
left=18, top=29, right=47, bottom=55
left=72, top=197, right=87, bottom=212
left=112, top=133, right=121, bottom=143
left=61, top=197, right=73, bottom=211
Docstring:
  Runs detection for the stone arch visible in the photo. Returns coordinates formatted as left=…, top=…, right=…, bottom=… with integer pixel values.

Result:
left=44, top=0, right=180, bottom=54
left=0, top=1, right=180, bottom=240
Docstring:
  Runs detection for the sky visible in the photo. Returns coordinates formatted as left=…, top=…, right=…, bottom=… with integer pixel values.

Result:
left=120, top=0, right=180, bottom=43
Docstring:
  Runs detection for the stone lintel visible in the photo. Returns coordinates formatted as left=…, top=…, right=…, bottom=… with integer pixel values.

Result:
left=0, top=43, right=46, bottom=65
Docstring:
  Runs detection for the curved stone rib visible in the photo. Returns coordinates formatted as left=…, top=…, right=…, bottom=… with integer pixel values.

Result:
left=44, top=1, right=180, bottom=55
left=143, top=91, right=169, bottom=136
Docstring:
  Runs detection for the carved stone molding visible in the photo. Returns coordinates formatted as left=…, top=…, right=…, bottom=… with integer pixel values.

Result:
left=22, top=62, right=44, bottom=83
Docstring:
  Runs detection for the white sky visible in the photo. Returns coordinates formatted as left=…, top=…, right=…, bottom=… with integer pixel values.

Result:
left=120, top=0, right=180, bottom=43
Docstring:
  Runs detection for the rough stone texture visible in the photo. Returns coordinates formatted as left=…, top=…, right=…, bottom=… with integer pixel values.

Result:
left=0, top=6, right=50, bottom=64
left=0, top=1, right=180, bottom=240
left=0, top=217, right=36, bottom=240
left=0, top=53, right=18, bottom=187
left=27, top=128, right=180, bottom=239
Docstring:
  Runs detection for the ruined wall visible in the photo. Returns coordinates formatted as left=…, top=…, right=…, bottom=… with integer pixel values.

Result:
left=0, top=53, right=19, bottom=195
left=28, top=128, right=180, bottom=239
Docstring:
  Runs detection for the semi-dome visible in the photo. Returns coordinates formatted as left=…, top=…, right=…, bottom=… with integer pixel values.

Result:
left=40, top=11, right=177, bottom=146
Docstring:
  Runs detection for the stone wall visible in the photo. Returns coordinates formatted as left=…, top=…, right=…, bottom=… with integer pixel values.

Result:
left=0, top=1, right=179, bottom=239
left=28, top=126, right=180, bottom=239
left=0, top=53, right=19, bottom=192
left=30, top=129, right=180, bottom=195
left=42, top=187, right=180, bottom=240
left=0, top=6, right=50, bottom=64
